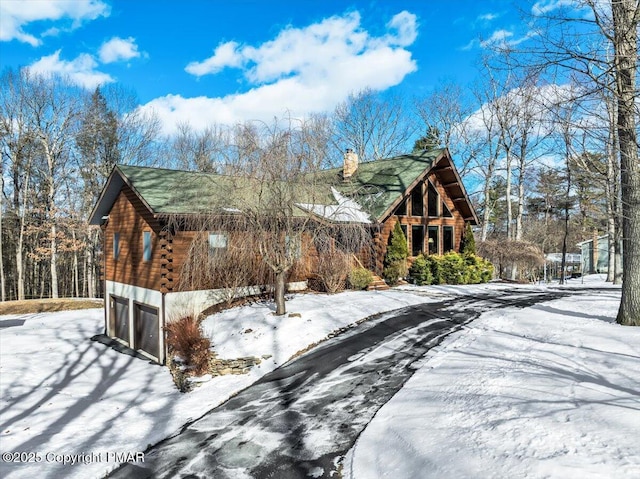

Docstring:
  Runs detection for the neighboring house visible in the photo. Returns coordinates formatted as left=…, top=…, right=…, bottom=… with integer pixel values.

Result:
left=577, top=234, right=616, bottom=274
left=89, top=147, right=477, bottom=363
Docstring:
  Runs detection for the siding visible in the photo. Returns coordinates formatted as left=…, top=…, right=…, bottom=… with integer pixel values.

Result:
left=375, top=170, right=467, bottom=273
left=103, top=185, right=164, bottom=291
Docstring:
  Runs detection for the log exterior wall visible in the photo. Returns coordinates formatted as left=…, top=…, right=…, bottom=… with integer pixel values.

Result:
left=103, top=185, right=163, bottom=291
left=373, top=169, right=467, bottom=273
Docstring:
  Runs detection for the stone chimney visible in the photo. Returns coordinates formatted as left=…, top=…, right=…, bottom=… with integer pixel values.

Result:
left=343, top=148, right=358, bottom=179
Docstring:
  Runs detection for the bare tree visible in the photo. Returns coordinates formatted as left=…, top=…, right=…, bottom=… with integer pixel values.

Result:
left=331, top=88, right=415, bottom=163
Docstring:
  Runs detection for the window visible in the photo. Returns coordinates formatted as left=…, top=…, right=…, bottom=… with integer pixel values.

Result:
left=428, top=226, right=439, bottom=255
left=396, top=198, right=407, bottom=216
left=208, top=233, right=227, bottom=252
left=442, top=201, right=453, bottom=218
left=411, top=185, right=424, bottom=216
left=143, top=231, right=152, bottom=261
left=400, top=225, right=408, bottom=251
left=113, top=233, right=120, bottom=260
left=443, top=226, right=454, bottom=253
left=411, top=225, right=424, bottom=257
left=428, top=182, right=439, bottom=217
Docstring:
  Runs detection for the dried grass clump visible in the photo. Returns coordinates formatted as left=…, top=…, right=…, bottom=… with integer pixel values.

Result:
left=165, top=316, right=211, bottom=377
left=316, top=250, right=351, bottom=293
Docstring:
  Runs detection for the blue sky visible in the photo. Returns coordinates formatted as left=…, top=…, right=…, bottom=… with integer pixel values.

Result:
left=0, top=0, right=543, bottom=135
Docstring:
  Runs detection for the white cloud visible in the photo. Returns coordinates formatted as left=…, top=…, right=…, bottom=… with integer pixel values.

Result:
left=479, top=28, right=537, bottom=49
left=385, top=11, right=418, bottom=47
left=99, top=36, right=142, bottom=63
left=27, top=50, right=113, bottom=89
left=0, top=0, right=109, bottom=46
left=478, top=13, right=499, bottom=22
left=185, top=41, right=242, bottom=76
left=148, top=11, right=418, bottom=135
left=531, top=0, right=576, bottom=16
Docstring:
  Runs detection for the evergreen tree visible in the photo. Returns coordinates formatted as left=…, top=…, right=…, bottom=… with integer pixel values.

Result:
left=383, top=221, right=408, bottom=284
left=413, top=126, right=441, bottom=151
left=460, top=222, right=476, bottom=256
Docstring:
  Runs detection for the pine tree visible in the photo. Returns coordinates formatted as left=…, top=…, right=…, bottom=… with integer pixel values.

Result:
left=460, top=222, right=476, bottom=256
left=383, top=221, right=408, bottom=284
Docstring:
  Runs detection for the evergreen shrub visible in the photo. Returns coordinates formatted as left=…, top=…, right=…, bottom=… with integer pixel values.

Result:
left=348, top=267, right=374, bottom=290
left=383, top=222, right=409, bottom=284
left=409, top=252, right=494, bottom=286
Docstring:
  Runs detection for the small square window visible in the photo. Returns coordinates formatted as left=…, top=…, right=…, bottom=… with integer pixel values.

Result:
left=209, top=233, right=227, bottom=251
left=143, top=231, right=152, bottom=261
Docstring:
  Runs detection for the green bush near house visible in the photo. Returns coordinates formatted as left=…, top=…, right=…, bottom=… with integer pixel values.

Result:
left=348, top=267, right=374, bottom=290
left=409, top=252, right=493, bottom=286
left=408, top=254, right=433, bottom=285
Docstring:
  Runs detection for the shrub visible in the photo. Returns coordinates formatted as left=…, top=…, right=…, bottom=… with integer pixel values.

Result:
left=429, top=255, right=445, bottom=284
left=383, top=262, right=407, bottom=285
left=409, top=254, right=433, bottom=285
left=316, top=250, right=351, bottom=293
left=409, top=252, right=494, bottom=286
left=165, top=316, right=211, bottom=377
left=460, top=222, right=477, bottom=256
left=384, top=222, right=408, bottom=285
left=441, top=252, right=467, bottom=284
left=348, top=267, right=374, bottom=290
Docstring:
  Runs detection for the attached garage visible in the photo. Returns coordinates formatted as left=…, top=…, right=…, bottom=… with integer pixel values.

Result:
left=105, top=284, right=165, bottom=363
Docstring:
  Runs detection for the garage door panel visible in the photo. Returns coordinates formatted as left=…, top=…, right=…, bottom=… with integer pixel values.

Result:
left=135, top=303, right=159, bottom=359
left=111, top=296, right=130, bottom=344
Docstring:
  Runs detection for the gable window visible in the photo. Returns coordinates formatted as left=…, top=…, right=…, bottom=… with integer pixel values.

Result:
left=443, top=226, right=454, bottom=253
left=208, top=233, right=227, bottom=252
left=411, top=184, right=424, bottom=217
left=395, top=198, right=407, bottom=216
left=428, top=182, right=439, bottom=217
left=411, top=225, right=424, bottom=257
left=143, top=231, right=152, bottom=261
left=442, top=201, right=453, bottom=218
left=113, top=233, right=120, bottom=260
left=428, top=226, right=439, bottom=255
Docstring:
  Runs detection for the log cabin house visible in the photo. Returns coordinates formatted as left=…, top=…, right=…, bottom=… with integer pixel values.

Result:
left=89, top=147, right=477, bottom=363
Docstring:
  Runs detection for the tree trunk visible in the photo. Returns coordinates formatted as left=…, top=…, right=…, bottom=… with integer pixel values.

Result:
left=505, top=149, right=513, bottom=239
left=72, top=229, right=79, bottom=298
left=480, top=161, right=495, bottom=241
left=274, top=270, right=287, bottom=316
left=16, top=224, right=25, bottom=301
left=0, top=177, right=5, bottom=302
left=613, top=0, right=639, bottom=325
left=50, top=222, right=59, bottom=298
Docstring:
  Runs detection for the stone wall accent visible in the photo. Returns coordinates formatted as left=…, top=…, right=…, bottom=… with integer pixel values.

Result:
left=208, top=353, right=262, bottom=376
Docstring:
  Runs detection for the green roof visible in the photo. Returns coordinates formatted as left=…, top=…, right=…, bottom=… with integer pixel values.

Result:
left=319, top=149, right=441, bottom=219
left=90, top=149, right=444, bottom=225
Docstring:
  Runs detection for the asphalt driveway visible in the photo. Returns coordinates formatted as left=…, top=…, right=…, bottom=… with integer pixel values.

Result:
left=108, top=289, right=572, bottom=479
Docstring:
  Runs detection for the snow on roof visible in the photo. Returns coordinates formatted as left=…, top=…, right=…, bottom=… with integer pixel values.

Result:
left=296, top=187, right=371, bottom=224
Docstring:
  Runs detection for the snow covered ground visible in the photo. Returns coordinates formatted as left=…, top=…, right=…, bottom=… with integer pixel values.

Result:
left=344, top=278, right=638, bottom=479
left=0, top=289, right=429, bottom=479
left=1, top=276, right=634, bottom=479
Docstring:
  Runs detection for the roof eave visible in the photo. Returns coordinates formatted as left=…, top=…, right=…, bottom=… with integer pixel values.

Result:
left=87, top=165, right=158, bottom=225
